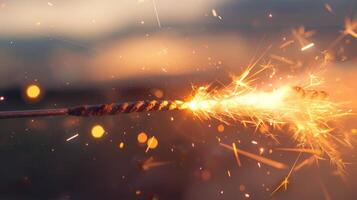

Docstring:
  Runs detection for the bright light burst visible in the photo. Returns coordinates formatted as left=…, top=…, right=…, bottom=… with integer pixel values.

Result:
left=185, top=65, right=352, bottom=172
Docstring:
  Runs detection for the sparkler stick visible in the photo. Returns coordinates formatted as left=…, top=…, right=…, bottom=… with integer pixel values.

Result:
left=0, top=87, right=325, bottom=119
left=0, top=100, right=188, bottom=119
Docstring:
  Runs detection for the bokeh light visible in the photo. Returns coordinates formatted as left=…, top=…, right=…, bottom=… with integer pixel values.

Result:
left=217, top=124, right=225, bottom=132
left=118, top=142, right=125, bottom=149
left=147, top=136, right=158, bottom=149
left=91, top=125, right=105, bottom=138
left=26, top=84, right=41, bottom=99
left=137, top=132, right=148, bottom=144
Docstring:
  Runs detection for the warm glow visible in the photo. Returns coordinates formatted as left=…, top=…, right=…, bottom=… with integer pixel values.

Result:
left=118, top=142, right=125, bottom=149
left=26, top=84, right=41, bottom=99
left=217, top=124, right=225, bottom=132
left=137, top=132, right=148, bottom=144
left=147, top=137, right=158, bottom=149
left=91, top=125, right=105, bottom=138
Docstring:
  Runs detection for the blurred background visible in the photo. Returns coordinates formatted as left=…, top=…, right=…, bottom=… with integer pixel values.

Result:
left=0, top=0, right=356, bottom=199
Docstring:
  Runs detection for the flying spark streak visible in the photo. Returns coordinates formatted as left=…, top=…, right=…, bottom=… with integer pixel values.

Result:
left=275, top=147, right=322, bottom=155
left=232, top=142, right=242, bottom=167
left=220, top=143, right=287, bottom=169
left=66, top=133, right=79, bottom=142
left=271, top=153, right=302, bottom=195
left=294, top=156, right=316, bottom=172
left=152, top=0, right=161, bottom=28
left=140, top=157, right=171, bottom=171
left=343, top=18, right=357, bottom=38
left=301, top=43, right=314, bottom=51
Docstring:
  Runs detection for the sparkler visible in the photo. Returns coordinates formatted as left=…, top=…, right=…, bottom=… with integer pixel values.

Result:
left=0, top=66, right=351, bottom=172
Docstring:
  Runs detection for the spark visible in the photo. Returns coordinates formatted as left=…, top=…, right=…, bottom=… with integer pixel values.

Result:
left=343, top=18, right=357, bottom=38
left=140, top=157, right=171, bottom=171
left=294, top=155, right=316, bottom=172
left=232, top=142, right=242, bottom=167
left=291, top=26, right=315, bottom=47
left=279, top=40, right=295, bottom=49
left=275, top=147, right=322, bottom=155
left=212, top=9, right=217, bottom=17
left=227, top=170, right=231, bottom=177
left=324, top=3, right=333, bottom=13
left=270, top=54, right=295, bottom=65
left=301, top=42, right=314, bottom=51
left=211, top=9, right=223, bottom=19
left=271, top=153, right=302, bottom=195
left=220, top=143, right=287, bottom=169
left=152, top=0, right=161, bottom=28
left=187, top=65, right=350, bottom=172
left=66, top=133, right=79, bottom=142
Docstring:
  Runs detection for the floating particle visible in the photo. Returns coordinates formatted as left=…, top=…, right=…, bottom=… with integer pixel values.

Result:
left=324, top=3, right=332, bottom=13
left=118, top=142, right=125, bottom=149
left=251, top=140, right=258, bottom=145
left=212, top=9, right=217, bottom=17
left=259, top=148, right=264, bottom=155
left=91, top=125, right=105, bottom=138
left=0, top=96, right=4, bottom=101
left=66, top=133, right=79, bottom=142
left=245, top=193, right=250, bottom=198
left=26, top=84, right=41, bottom=99
left=227, top=170, right=231, bottom=177
left=137, top=132, right=148, bottom=144
left=217, top=124, right=225, bottom=132
left=239, top=184, right=246, bottom=192
left=301, top=43, right=314, bottom=51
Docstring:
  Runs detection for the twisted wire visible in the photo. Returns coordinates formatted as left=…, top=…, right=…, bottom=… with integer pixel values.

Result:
left=68, top=100, right=188, bottom=116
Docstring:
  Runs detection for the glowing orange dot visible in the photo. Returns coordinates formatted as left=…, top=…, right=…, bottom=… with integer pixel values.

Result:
left=239, top=184, right=246, bottom=192
left=118, top=142, right=124, bottom=149
left=137, top=132, right=148, bottom=144
left=217, top=124, right=225, bottom=132
left=153, top=89, right=164, bottom=98
left=26, top=84, right=41, bottom=99
left=147, top=137, right=158, bottom=149
left=91, top=125, right=105, bottom=138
